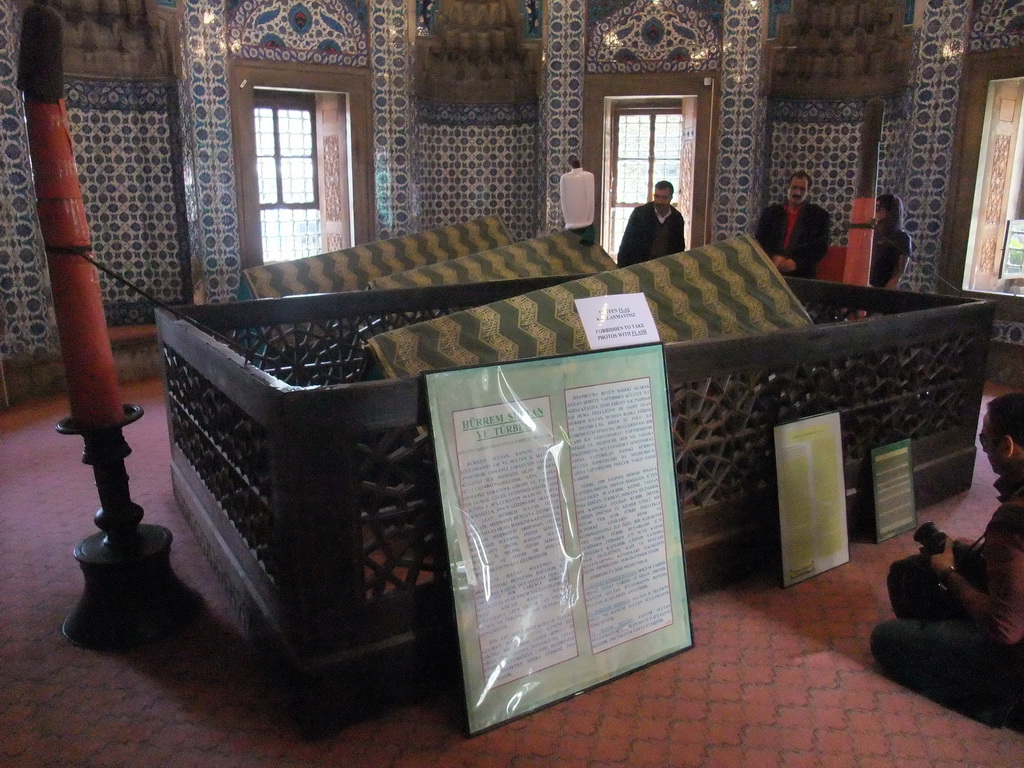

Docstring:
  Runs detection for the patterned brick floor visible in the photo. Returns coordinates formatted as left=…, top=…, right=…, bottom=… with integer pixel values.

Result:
left=1, top=379, right=1022, bottom=767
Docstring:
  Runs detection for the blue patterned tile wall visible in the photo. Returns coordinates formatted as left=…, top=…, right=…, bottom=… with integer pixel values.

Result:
left=65, top=80, right=190, bottom=326
left=0, top=0, right=55, bottom=358
left=586, top=0, right=722, bottom=74
left=969, top=0, right=1024, bottom=52
left=371, top=0, right=417, bottom=237
left=416, top=102, right=538, bottom=242
left=541, top=0, right=586, bottom=232
left=766, top=94, right=914, bottom=251
left=875, top=91, right=913, bottom=207
left=765, top=100, right=862, bottom=248
left=227, top=0, right=369, bottom=67
left=900, top=0, right=968, bottom=293
left=713, top=0, right=767, bottom=241
left=180, top=0, right=242, bottom=302
left=762, top=2, right=970, bottom=295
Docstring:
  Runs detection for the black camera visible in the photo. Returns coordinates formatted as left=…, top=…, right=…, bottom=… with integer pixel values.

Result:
left=913, top=521, right=948, bottom=555
left=913, top=521, right=988, bottom=589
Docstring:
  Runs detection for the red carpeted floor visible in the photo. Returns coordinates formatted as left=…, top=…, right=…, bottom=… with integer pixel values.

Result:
left=2, top=378, right=1024, bottom=768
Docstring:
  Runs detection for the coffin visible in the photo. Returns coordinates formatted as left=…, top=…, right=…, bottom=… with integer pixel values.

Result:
left=158, top=242, right=994, bottom=733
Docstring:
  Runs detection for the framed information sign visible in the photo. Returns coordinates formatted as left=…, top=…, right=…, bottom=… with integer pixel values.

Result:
left=870, top=439, right=917, bottom=543
left=774, top=411, right=849, bottom=587
left=425, top=344, right=692, bottom=734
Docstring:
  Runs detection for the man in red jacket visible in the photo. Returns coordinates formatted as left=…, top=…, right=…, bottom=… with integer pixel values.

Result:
left=871, top=393, right=1024, bottom=727
left=754, top=171, right=831, bottom=278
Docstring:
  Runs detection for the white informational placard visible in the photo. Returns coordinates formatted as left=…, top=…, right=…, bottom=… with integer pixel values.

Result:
left=773, top=411, right=849, bottom=587
left=575, top=294, right=660, bottom=350
left=425, top=345, right=692, bottom=734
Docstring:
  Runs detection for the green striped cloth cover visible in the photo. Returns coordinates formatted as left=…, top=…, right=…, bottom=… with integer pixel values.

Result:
left=242, top=215, right=513, bottom=298
left=364, top=230, right=616, bottom=290
left=366, top=234, right=813, bottom=378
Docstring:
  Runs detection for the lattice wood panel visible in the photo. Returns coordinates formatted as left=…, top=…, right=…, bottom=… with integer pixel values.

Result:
left=164, top=348, right=276, bottom=580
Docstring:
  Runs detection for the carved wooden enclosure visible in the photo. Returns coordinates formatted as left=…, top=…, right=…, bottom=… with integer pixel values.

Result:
left=157, top=277, right=993, bottom=733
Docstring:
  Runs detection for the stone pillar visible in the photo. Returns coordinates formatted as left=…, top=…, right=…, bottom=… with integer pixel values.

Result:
left=371, top=0, right=418, bottom=238
left=901, top=0, right=969, bottom=292
left=178, top=0, right=241, bottom=303
left=539, top=0, right=585, bottom=234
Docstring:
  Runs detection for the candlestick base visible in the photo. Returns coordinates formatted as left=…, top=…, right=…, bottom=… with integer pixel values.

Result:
left=58, top=404, right=202, bottom=650
left=62, top=523, right=203, bottom=650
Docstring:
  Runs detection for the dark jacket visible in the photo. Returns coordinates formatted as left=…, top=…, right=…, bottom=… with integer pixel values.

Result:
left=616, top=203, right=686, bottom=268
left=959, top=476, right=1024, bottom=649
left=870, top=229, right=912, bottom=288
left=754, top=202, right=831, bottom=278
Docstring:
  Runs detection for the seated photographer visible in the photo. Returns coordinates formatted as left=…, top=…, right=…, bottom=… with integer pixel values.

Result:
left=871, top=392, right=1024, bottom=727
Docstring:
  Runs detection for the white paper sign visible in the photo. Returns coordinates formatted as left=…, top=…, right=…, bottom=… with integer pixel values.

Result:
left=575, top=294, right=660, bottom=350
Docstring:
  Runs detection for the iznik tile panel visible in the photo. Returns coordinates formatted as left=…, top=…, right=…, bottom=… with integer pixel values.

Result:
left=713, top=0, right=766, bottom=241
left=228, top=0, right=369, bottom=67
left=901, top=0, right=969, bottom=293
left=65, top=80, right=190, bottom=326
left=416, top=103, right=538, bottom=242
left=371, top=0, right=416, bottom=237
left=586, top=0, right=722, bottom=74
left=179, top=0, right=242, bottom=302
left=0, top=0, right=55, bottom=357
left=968, top=0, right=1024, bottom=52
left=541, top=0, right=586, bottom=232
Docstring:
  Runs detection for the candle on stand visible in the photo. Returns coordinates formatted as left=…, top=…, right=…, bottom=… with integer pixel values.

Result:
left=17, top=2, right=201, bottom=650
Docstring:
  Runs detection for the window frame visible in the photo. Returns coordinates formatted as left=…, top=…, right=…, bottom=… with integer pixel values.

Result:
left=943, top=46, right=1024, bottom=325
left=253, top=90, right=321, bottom=215
left=229, top=59, right=376, bottom=270
left=607, top=103, right=686, bottom=256
left=581, top=72, right=717, bottom=255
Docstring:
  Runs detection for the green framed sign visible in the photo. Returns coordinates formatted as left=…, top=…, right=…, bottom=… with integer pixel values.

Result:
left=425, top=344, right=692, bottom=734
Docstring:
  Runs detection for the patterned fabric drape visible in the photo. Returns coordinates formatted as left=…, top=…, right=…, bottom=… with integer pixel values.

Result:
left=241, top=215, right=513, bottom=298
left=365, top=231, right=615, bottom=290
left=368, top=234, right=812, bottom=377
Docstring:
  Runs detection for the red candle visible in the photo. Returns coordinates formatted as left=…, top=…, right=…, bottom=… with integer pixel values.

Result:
left=21, top=65, right=124, bottom=428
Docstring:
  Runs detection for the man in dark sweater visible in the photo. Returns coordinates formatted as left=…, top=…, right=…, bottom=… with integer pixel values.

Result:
left=616, top=180, right=686, bottom=268
left=871, top=392, right=1024, bottom=728
left=754, top=171, right=831, bottom=278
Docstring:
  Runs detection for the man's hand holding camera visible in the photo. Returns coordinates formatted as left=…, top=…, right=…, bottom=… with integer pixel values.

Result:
left=928, top=539, right=956, bottom=582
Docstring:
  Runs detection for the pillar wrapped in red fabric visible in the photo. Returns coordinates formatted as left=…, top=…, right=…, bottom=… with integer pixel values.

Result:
left=845, top=98, right=885, bottom=287
left=18, top=3, right=123, bottom=429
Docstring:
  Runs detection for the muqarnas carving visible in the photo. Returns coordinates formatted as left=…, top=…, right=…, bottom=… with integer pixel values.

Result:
left=415, top=0, right=538, bottom=104
left=53, top=0, right=174, bottom=80
left=769, top=0, right=913, bottom=99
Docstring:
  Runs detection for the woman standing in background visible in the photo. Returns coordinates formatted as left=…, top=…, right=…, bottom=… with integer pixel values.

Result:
left=870, top=193, right=913, bottom=289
